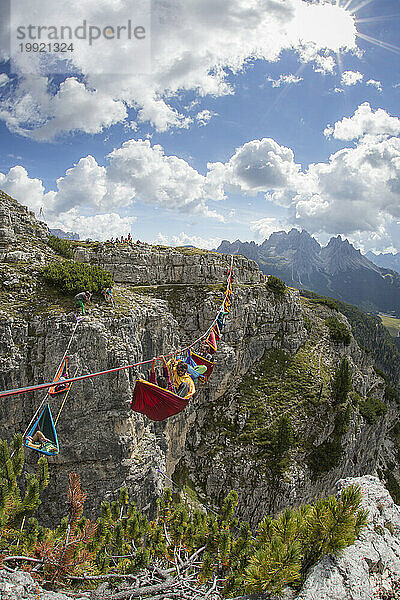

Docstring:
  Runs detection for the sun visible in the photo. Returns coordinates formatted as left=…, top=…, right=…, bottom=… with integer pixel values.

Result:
left=338, top=0, right=400, bottom=56
left=298, top=2, right=357, bottom=52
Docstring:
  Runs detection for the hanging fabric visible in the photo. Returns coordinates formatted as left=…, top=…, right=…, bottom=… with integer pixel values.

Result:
left=183, top=351, right=207, bottom=382
left=217, top=310, right=228, bottom=331
left=212, top=323, right=221, bottom=341
left=131, top=379, right=189, bottom=421
left=25, top=404, right=59, bottom=456
left=206, top=330, right=218, bottom=353
left=191, top=352, right=215, bottom=381
left=49, top=356, right=71, bottom=396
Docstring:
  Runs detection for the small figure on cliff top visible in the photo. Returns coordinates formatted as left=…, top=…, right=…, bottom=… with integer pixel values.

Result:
left=102, top=287, right=114, bottom=307
left=74, top=290, right=92, bottom=315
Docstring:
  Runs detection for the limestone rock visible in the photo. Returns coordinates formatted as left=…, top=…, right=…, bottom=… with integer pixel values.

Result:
left=296, top=475, right=400, bottom=600
left=73, top=244, right=262, bottom=285
left=0, top=569, right=89, bottom=600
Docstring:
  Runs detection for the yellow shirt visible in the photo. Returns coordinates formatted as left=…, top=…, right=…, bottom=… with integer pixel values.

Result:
left=168, top=360, right=196, bottom=399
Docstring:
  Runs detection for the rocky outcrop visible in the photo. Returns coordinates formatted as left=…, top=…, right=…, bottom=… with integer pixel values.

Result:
left=74, top=243, right=262, bottom=286
left=297, top=475, right=400, bottom=600
left=0, top=570, right=89, bottom=600
left=0, top=190, right=48, bottom=256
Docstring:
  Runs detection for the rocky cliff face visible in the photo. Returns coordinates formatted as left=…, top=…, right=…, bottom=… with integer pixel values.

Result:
left=0, top=193, right=399, bottom=535
left=73, top=243, right=262, bottom=286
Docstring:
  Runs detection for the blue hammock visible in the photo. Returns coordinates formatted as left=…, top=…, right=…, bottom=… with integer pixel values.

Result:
left=25, top=403, right=59, bottom=456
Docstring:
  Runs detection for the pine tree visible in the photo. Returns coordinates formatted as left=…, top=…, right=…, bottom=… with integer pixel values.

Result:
left=331, top=358, right=352, bottom=405
left=0, top=434, right=49, bottom=553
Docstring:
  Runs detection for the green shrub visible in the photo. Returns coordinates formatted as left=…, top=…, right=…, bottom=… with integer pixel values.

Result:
left=331, top=358, right=352, bottom=405
left=333, top=404, right=353, bottom=437
left=311, top=297, right=339, bottom=311
left=244, top=484, right=368, bottom=595
left=255, top=415, right=295, bottom=481
left=325, top=316, right=351, bottom=345
left=0, top=435, right=49, bottom=554
left=47, top=235, right=74, bottom=258
left=359, top=397, right=387, bottom=424
left=42, top=261, right=114, bottom=295
left=266, top=275, right=286, bottom=296
left=303, top=316, right=312, bottom=332
left=385, top=385, right=399, bottom=405
left=307, top=439, right=344, bottom=475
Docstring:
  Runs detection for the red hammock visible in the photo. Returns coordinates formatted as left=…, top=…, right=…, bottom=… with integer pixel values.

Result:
left=206, top=330, right=217, bottom=353
left=131, top=380, right=189, bottom=421
left=191, top=352, right=215, bottom=382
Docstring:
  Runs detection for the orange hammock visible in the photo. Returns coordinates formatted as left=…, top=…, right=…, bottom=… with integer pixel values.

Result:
left=49, top=357, right=71, bottom=396
left=206, top=330, right=218, bottom=353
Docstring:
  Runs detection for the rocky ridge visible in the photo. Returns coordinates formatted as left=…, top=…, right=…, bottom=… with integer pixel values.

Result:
left=217, top=230, right=400, bottom=314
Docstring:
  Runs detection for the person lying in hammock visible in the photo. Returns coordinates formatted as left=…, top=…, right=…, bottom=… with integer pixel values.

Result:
left=26, top=430, right=58, bottom=453
left=149, top=357, right=173, bottom=392
left=167, top=358, right=196, bottom=399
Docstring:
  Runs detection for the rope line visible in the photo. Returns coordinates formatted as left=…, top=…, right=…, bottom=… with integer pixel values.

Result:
left=0, top=258, right=235, bottom=401
left=20, top=319, right=81, bottom=439
left=54, top=366, right=79, bottom=426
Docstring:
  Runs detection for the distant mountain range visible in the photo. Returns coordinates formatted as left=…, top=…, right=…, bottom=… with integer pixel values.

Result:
left=217, top=229, right=400, bottom=315
left=366, top=251, right=400, bottom=273
left=49, top=228, right=80, bottom=241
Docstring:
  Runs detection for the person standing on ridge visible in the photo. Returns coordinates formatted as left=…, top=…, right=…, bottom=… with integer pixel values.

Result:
left=74, top=291, right=92, bottom=315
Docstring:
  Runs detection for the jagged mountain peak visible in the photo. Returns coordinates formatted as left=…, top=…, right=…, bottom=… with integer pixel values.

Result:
left=217, top=228, right=400, bottom=313
left=321, top=235, right=380, bottom=275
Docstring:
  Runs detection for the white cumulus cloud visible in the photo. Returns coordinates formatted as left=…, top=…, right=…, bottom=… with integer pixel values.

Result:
left=266, top=74, right=303, bottom=88
left=0, top=0, right=358, bottom=140
left=366, top=79, right=382, bottom=92
left=324, top=102, right=400, bottom=141
left=250, top=218, right=288, bottom=240
left=50, top=210, right=137, bottom=242
left=195, top=110, right=216, bottom=127
left=207, top=138, right=301, bottom=196
left=0, top=139, right=226, bottom=232
left=153, top=232, right=222, bottom=250
left=341, top=70, right=363, bottom=86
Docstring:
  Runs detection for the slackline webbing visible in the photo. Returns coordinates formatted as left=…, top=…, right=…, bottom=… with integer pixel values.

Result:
left=0, top=256, right=234, bottom=400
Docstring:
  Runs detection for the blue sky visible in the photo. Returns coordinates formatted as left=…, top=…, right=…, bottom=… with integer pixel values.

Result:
left=0, top=0, right=400, bottom=252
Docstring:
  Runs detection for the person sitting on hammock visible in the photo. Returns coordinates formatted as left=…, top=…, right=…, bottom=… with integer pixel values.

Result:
left=27, top=430, right=51, bottom=445
left=26, top=430, right=58, bottom=453
left=168, top=358, right=196, bottom=399
left=149, top=357, right=173, bottom=392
